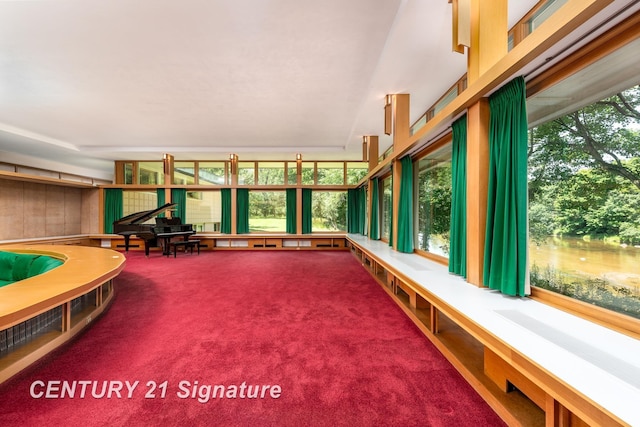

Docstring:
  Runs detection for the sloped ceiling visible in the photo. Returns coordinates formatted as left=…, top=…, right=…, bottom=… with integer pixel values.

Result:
left=0, top=0, right=546, bottom=178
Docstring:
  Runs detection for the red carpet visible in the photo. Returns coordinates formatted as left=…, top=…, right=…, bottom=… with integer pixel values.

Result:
left=0, top=250, right=504, bottom=426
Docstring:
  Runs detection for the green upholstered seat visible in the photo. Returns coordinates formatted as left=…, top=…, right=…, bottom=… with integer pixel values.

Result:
left=0, top=251, right=64, bottom=288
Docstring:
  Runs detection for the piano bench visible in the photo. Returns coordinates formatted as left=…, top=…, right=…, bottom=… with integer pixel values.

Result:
left=168, top=240, right=200, bottom=257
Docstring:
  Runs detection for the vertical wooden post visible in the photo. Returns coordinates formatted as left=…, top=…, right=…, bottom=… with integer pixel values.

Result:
left=467, top=0, right=508, bottom=84
left=368, top=135, right=379, bottom=171
left=466, top=99, right=490, bottom=286
left=392, top=94, right=411, bottom=153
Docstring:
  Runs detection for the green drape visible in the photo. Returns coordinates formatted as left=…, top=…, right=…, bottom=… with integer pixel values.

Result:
left=358, top=186, right=367, bottom=235
left=286, top=188, right=297, bottom=234
left=302, top=189, right=312, bottom=234
left=370, top=178, right=380, bottom=240
left=170, top=189, right=186, bottom=222
left=396, top=156, right=414, bottom=253
left=388, top=169, right=393, bottom=247
left=221, top=188, right=231, bottom=234
left=103, top=188, right=123, bottom=234
left=236, top=188, right=249, bottom=234
left=156, top=189, right=166, bottom=217
left=347, top=188, right=359, bottom=233
left=449, top=114, right=468, bottom=277
left=483, top=76, right=529, bottom=296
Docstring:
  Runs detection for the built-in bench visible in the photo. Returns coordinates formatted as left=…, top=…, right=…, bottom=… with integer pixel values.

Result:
left=0, top=251, right=63, bottom=287
left=346, top=234, right=640, bottom=427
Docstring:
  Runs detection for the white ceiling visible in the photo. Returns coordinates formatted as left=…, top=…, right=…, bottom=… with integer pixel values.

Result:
left=0, top=0, right=575, bottom=180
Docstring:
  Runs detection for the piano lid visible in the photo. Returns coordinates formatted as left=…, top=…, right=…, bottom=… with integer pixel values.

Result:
left=113, top=202, right=177, bottom=225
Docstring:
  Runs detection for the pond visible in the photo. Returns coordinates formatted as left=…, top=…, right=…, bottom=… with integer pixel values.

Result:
left=529, top=236, right=640, bottom=291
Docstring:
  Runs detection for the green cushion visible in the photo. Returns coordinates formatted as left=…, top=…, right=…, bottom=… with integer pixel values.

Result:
left=0, top=279, right=14, bottom=287
left=0, top=251, right=18, bottom=281
left=12, top=254, right=39, bottom=281
left=28, top=255, right=63, bottom=276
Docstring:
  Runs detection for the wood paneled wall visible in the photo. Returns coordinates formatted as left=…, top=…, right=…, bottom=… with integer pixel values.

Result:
left=0, top=179, right=99, bottom=240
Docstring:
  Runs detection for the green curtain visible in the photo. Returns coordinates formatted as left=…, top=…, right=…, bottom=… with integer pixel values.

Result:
left=170, top=189, right=187, bottom=222
left=449, top=114, right=468, bottom=277
left=221, top=188, right=231, bottom=234
left=286, top=188, right=297, bottom=234
left=396, top=156, right=414, bottom=253
left=483, top=76, right=529, bottom=296
left=103, top=188, right=123, bottom=233
left=302, top=189, right=312, bottom=234
left=358, top=186, right=367, bottom=235
left=156, top=189, right=166, bottom=217
left=347, top=188, right=359, bottom=233
left=236, top=188, right=249, bottom=234
left=388, top=169, right=393, bottom=247
left=370, top=178, right=380, bottom=240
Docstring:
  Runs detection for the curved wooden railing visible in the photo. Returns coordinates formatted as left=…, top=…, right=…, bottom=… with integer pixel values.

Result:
left=0, top=245, right=126, bottom=384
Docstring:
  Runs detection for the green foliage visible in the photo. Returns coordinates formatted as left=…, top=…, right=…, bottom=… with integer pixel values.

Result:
left=417, top=160, right=451, bottom=252
left=312, top=191, right=347, bottom=231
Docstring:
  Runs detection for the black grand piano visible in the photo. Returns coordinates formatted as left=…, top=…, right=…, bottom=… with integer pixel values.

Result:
left=113, top=203, right=195, bottom=256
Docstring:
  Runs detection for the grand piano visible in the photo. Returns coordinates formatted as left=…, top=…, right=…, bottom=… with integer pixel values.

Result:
left=113, top=203, right=195, bottom=256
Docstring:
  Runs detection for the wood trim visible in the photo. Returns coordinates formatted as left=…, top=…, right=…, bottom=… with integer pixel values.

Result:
left=530, top=286, right=640, bottom=339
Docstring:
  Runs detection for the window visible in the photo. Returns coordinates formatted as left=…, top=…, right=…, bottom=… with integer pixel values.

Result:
left=381, top=176, right=392, bottom=241
left=346, top=162, right=368, bottom=185
left=238, top=162, right=255, bottom=185
left=138, top=162, right=163, bottom=185
left=174, top=162, right=195, bottom=185
left=257, top=162, right=285, bottom=185
left=312, top=191, right=347, bottom=232
left=528, top=85, right=640, bottom=319
left=198, top=162, right=226, bottom=185
left=249, top=191, right=286, bottom=232
left=185, top=191, right=221, bottom=232
left=415, top=145, right=452, bottom=257
left=124, top=163, right=133, bottom=184
left=317, top=162, right=344, bottom=185
left=301, top=162, right=315, bottom=185
left=287, top=162, right=298, bottom=185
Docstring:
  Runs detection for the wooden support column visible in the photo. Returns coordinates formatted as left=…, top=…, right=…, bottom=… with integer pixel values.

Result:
left=392, top=94, right=411, bottom=153
left=466, top=99, right=490, bottom=286
left=368, top=135, right=379, bottom=171
left=467, top=0, right=508, bottom=85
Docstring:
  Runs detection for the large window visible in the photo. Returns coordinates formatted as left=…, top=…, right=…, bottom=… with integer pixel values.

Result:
left=415, top=145, right=452, bottom=257
left=528, top=85, right=640, bottom=319
left=381, top=176, right=392, bottom=241
left=185, top=191, right=221, bottom=232
left=138, top=162, right=163, bottom=185
left=346, top=162, right=368, bottom=185
left=174, top=162, right=195, bottom=185
left=312, top=191, right=346, bottom=232
left=249, top=191, right=286, bottom=232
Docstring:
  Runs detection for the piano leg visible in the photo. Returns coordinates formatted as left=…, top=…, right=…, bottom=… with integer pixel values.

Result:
left=123, top=235, right=130, bottom=252
left=145, top=241, right=151, bottom=257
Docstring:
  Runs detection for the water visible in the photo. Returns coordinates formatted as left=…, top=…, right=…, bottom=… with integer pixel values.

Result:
left=529, top=236, right=640, bottom=290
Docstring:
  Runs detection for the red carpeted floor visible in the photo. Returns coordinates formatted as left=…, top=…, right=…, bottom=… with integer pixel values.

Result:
left=0, top=250, right=505, bottom=426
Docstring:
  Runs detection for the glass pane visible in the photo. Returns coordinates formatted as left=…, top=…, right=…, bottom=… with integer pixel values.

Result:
left=122, top=191, right=157, bottom=221
left=416, top=145, right=452, bottom=257
left=301, top=162, right=315, bottom=185
left=249, top=191, right=286, bottom=232
left=238, top=162, right=255, bottom=185
left=138, top=162, right=164, bottom=185
left=317, top=162, right=344, bottom=185
left=381, top=177, right=392, bottom=240
left=174, top=162, right=195, bottom=185
left=198, top=162, right=226, bottom=185
left=528, top=0, right=567, bottom=33
left=346, top=162, right=368, bottom=185
left=287, top=162, right=298, bottom=185
left=124, top=163, right=133, bottom=184
left=312, top=191, right=347, bottom=232
left=257, top=162, right=285, bottom=185
left=528, top=84, right=640, bottom=319
left=185, top=191, right=221, bottom=232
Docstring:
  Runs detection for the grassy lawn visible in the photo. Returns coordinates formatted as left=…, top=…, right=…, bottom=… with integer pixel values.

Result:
left=249, top=217, right=286, bottom=232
